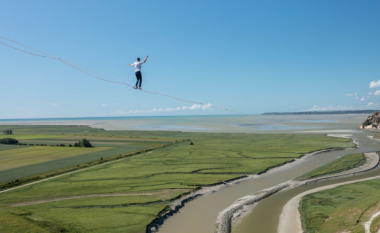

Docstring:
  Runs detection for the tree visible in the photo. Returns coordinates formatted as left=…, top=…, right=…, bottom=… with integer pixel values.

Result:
left=3, top=130, right=13, bottom=135
left=0, top=138, right=18, bottom=145
left=74, top=138, right=93, bottom=147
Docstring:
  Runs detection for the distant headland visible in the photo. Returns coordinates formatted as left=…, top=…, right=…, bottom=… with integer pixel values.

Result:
left=358, top=111, right=380, bottom=130
left=262, top=110, right=379, bottom=115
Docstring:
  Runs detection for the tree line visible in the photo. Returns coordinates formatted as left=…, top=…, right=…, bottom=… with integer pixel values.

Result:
left=0, top=138, right=93, bottom=147
left=2, top=130, right=13, bottom=135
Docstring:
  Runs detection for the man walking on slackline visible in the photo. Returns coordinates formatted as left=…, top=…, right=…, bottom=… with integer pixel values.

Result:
left=129, top=55, right=148, bottom=89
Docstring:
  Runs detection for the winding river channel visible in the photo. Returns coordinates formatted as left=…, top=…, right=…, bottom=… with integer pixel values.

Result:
left=157, top=115, right=380, bottom=233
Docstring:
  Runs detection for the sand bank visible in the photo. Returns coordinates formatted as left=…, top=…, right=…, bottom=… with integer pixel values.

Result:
left=214, top=182, right=290, bottom=233
left=297, top=130, right=360, bottom=133
left=150, top=147, right=347, bottom=233
left=278, top=152, right=380, bottom=233
left=369, top=135, right=380, bottom=142
left=214, top=146, right=377, bottom=233
left=212, top=146, right=355, bottom=233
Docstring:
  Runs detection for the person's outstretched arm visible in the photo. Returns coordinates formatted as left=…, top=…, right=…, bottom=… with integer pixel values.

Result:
left=128, top=63, right=133, bottom=67
left=143, top=55, right=148, bottom=63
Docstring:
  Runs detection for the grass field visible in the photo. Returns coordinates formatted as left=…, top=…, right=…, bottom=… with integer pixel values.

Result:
left=0, top=134, right=64, bottom=140
left=371, top=213, right=380, bottom=232
left=0, top=144, right=28, bottom=152
left=300, top=177, right=380, bottom=233
left=0, top=146, right=112, bottom=172
left=297, top=153, right=366, bottom=181
left=0, top=125, right=355, bottom=233
left=17, top=203, right=167, bottom=233
left=0, top=207, right=51, bottom=233
left=0, top=128, right=173, bottom=184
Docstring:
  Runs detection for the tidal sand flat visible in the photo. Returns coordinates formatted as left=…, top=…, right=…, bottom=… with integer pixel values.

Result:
left=0, top=114, right=367, bottom=133
left=156, top=115, right=367, bottom=233
left=0, top=114, right=374, bottom=233
left=0, top=116, right=356, bottom=233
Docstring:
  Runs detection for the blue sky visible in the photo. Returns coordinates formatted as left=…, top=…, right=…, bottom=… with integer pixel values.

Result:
left=0, top=0, right=379, bottom=119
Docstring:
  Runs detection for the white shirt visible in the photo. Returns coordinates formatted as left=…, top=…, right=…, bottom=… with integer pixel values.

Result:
left=132, top=61, right=144, bottom=72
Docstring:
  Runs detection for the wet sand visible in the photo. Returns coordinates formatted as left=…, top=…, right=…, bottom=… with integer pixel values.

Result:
left=279, top=174, right=380, bottom=233
left=218, top=151, right=379, bottom=233
left=232, top=131, right=380, bottom=233
left=0, top=114, right=374, bottom=233
left=278, top=152, right=380, bottom=233
left=0, top=114, right=368, bottom=133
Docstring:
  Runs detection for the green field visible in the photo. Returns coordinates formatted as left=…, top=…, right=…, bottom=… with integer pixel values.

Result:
left=0, top=134, right=64, bottom=140
left=0, top=125, right=355, bottom=233
left=297, top=153, right=366, bottom=181
left=0, top=207, right=51, bottom=233
left=0, top=146, right=112, bottom=171
left=0, top=127, right=172, bottom=184
left=300, top=177, right=380, bottom=233
left=0, top=144, right=28, bottom=152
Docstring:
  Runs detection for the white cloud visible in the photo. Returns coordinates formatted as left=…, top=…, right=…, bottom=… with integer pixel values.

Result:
left=346, top=93, right=358, bottom=97
left=307, top=105, right=354, bottom=111
left=114, top=104, right=214, bottom=115
left=51, top=103, right=58, bottom=106
left=374, top=90, right=380, bottom=96
left=102, top=104, right=107, bottom=107
left=368, top=92, right=373, bottom=96
left=370, top=80, right=380, bottom=89
left=306, top=103, right=379, bottom=111
left=355, top=96, right=359, bottom=99
left=360, top=97, right=365, bottom=101
left=182, top=103, right=213, bottom=110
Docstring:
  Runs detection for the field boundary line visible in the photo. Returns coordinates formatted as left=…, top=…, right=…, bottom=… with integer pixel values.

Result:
left=0, top=139, right=188, bottom=191
left=0, top=151, right=153, bottom=194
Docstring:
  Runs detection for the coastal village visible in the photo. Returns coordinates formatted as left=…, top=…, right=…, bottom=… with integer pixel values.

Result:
left=359, top=111, right=380, bottom=130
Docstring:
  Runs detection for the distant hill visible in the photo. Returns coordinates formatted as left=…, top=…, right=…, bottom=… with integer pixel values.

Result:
left=358, top=111, right=380, bottom=130
left=262, top=110, right=379, bottom=115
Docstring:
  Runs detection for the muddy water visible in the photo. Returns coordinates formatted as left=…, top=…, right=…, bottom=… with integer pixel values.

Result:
left=233, top=130, right=380, bottom=233
left=158, top=116, right=379, bottom=233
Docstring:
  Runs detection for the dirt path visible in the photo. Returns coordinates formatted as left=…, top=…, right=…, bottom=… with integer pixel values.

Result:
left=214, top=134, right=369, bottom=233
left=0, top=151, right=152, bottom=194
left=279, top=175, right=380, bottom=233
left=214, top=150, right=378, bottom=233
left=364, top=211, right=380, bottom=233
left=213, top=147, right=354, bottom=233
left=278, top=152, right=380, bottom=233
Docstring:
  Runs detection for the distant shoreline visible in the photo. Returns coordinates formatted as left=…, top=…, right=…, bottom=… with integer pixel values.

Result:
left=262, top=110, right=379, bottom=115
left=0, top=114, right=237, bottom=122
